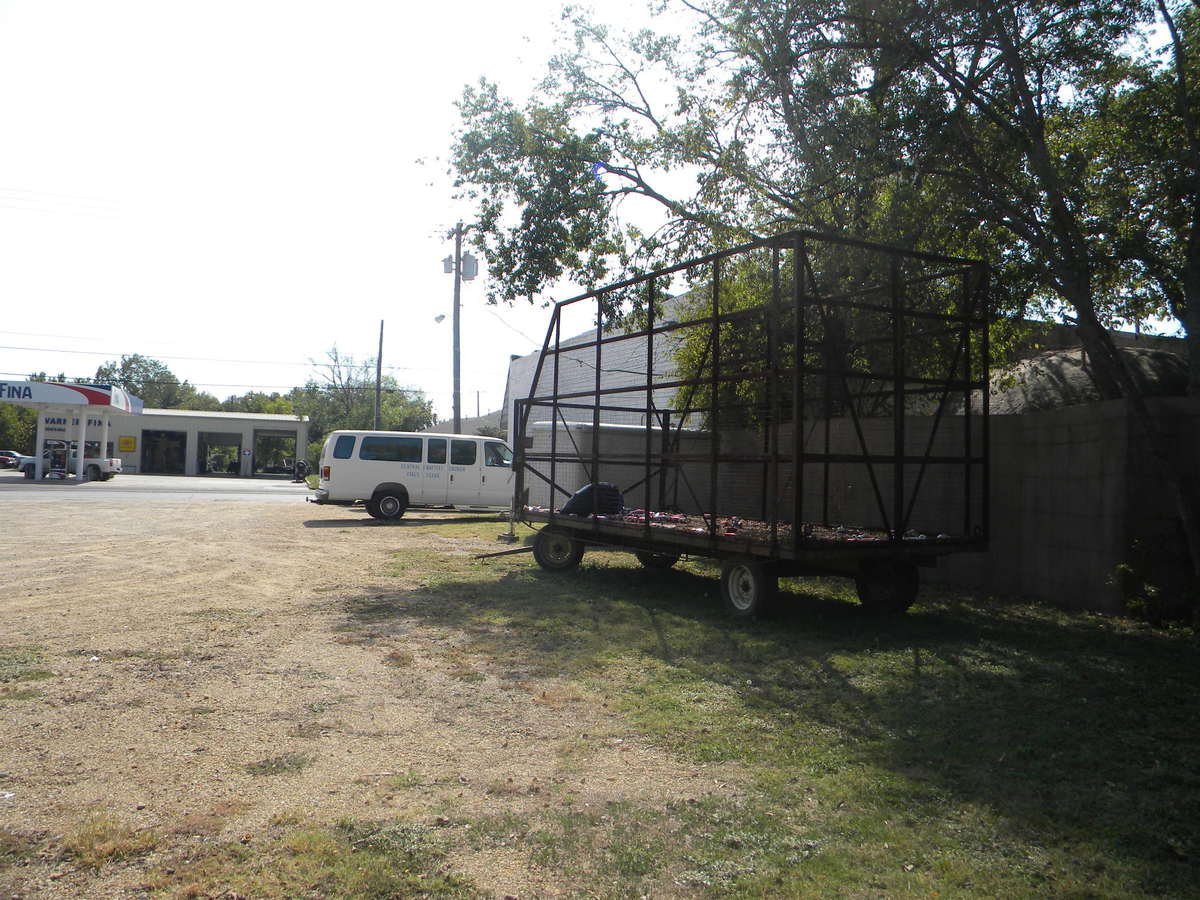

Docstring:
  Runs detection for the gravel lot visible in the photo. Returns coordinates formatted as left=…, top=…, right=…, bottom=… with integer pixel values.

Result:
left=0, top=485, right=716, bottom=897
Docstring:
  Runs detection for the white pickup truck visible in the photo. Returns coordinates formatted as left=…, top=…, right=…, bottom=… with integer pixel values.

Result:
left=18, top=447, right=121, bottom=481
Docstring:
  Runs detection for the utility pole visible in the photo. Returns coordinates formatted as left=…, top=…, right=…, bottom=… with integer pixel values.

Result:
left=374, top=319, right=383, bottom=430
left=443, top=222, right=478, bottom=434
left=451, top=223, right=463, bottom=433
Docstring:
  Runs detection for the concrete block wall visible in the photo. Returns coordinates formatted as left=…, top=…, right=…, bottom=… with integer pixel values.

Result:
left=516, top=359, right=1194, bottom=614
left=934, top=400, right=1133, bottom=612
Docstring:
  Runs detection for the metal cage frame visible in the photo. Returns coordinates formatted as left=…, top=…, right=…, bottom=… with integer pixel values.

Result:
left=513, top=229, right=989, bottom=569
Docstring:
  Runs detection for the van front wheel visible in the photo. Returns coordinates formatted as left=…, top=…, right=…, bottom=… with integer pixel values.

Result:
left=373, top=491, right=407, bottom=521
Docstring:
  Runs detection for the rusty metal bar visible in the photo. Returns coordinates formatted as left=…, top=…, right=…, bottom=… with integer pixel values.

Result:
left=892, top=257, right=905, bottom=539
left=793, top=236, right=805, bottom=552
left=709, top=258, right=721, bottom=542
left=768, top=245, right=781, bottom=549
left=550, top=312, right=561, bottom=520
left=645, top=278, right=655, bottom=539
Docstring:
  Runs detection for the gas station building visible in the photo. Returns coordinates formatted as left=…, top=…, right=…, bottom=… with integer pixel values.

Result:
left=104, top=407, right=310, bottom=476
left=1, top=380, right=309, bottom=478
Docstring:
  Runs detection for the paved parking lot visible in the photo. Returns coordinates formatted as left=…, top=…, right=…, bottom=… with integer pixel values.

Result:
left=0, top=471, right=312, bottom=503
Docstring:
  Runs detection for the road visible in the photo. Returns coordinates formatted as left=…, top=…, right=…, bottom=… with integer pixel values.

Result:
left=0, top=471, right=313, bottom=503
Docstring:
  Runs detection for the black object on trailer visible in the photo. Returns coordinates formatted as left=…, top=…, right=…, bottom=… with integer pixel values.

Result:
left=511, top=229, right=989, bottom=616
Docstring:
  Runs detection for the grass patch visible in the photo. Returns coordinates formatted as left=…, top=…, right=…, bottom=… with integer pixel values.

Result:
left=303, top=695, right=347, bottom=714
left=287, top=722, right=329, bottom=739
left=62, top=814, right=156, bottom=869
left=330, top=520, right=1200, bottom=896
left=0, top=687, right=42, bottom=702
left=145, top=818, right=471, bottom=897
left=387, top=771, right=424, bottom=789
left=382, top=648, right=414, bottom=667
left=0, top=646, right=49, bottom=684
left=443, top=649, right=484, bottom=683
left=245, top=753, right=314, bottom=777
left=0, top=828, right=40, bottom=869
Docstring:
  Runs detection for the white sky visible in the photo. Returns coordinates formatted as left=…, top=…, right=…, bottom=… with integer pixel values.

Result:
left=0, top=0, right=668, bottom=421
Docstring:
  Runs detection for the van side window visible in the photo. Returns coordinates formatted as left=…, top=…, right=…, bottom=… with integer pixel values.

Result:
left=427, top=439, right=447, bottom=464
left=450, top=439, right=477, bottom=466
left=333, top=435, right=355, bottom=459
left=484, top=442, right=512, bottom=467
left=359, top=436, right=422, bottom=462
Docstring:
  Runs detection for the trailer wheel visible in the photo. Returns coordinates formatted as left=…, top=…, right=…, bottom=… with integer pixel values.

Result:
left=855, top=560, right=919, bottom=614
left=86, top=465, right=100, bottom=482
left=720, top=561, right=776, bottom=618
left=22, top=464, right=34, bottom=480
left=373, top=491, right=407, bottom=521
left=533, top=529, right=584, bottom=572
left=635, top=551, right=679, bottom=570
left=365, top=499, right=383, bottom=519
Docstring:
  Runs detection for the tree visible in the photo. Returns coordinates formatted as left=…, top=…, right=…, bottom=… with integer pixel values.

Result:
left=221, top=392, right=295, bottom=415
left=290, top=347, right=435, bottom=460
left=0, top=404, right=36, bottom=454
left=94, top=354, right=216, bottom=409
left=452, top=0, right=1200, bottom=586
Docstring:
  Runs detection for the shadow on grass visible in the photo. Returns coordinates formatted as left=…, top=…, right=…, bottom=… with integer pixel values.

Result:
left=304, top=515, right=504, bottom=528
left=341, top=554, right=1199, bottom=893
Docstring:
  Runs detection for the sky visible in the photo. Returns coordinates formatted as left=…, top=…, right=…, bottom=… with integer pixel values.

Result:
left=0, top=0, right=669, bottom=421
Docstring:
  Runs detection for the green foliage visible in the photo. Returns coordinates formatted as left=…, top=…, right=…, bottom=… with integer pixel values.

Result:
left=0, top=404, right=36, bottom=453
left=290, top=347, right=434, bottom=457
left=450, top=0, right=1193, bottom=357
left=454, top=79, right=622, bottom=304
left=222, top=391, right=294, bottom=415
left=94, top=353, right=218, bottom=410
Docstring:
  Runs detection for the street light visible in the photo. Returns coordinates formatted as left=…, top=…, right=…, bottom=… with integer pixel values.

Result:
left=442, top=221, right=478, bottom=433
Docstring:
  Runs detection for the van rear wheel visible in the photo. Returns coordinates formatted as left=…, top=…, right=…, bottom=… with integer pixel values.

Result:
left=373, top=491, right=407, bottom=521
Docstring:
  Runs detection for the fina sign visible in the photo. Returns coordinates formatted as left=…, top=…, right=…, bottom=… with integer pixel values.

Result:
left=0, top=381, right=135, bottom=412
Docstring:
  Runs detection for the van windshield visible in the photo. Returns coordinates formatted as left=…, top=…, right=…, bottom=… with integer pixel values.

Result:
left=484, top=443, right=512, bottom=467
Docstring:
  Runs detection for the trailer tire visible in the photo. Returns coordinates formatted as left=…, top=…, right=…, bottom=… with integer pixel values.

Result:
left=86, top=465, right=100, bottom=482
left=533, top=529, right=584, bottom=572
left=365, top=499, right=383, bottom=519
left=855, top=560, right=919, bottom=614
left=22, top=464, right=33, bottom=480
left=635, top=551, right=679, bottom=570
left=720, top=561, right=776, bottom=618
left=373, top=490, right=407, bottom=521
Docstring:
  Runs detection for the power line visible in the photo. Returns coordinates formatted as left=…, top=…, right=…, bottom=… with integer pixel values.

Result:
left=0, top=343, right=435, bottom=372
left=0, top=370, right=430, bottom=393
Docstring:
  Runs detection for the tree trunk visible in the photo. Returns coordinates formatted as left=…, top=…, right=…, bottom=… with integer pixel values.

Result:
left=1072, top=299, right=1200, bottom=582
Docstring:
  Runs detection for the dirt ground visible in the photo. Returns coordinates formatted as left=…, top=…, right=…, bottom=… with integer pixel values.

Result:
left=0, top=496, right=730, bottom=898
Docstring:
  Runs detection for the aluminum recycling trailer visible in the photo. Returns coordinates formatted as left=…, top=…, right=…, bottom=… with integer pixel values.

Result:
left=510, top=229, right=990, bottom=617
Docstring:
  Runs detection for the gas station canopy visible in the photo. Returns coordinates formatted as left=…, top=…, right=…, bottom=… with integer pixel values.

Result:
left=0, top=380, right=141, bottom=480
left=1, top=381, right=137, bottom=413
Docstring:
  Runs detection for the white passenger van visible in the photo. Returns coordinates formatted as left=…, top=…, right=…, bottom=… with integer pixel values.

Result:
left=311, top=430, right=514, bottom=520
